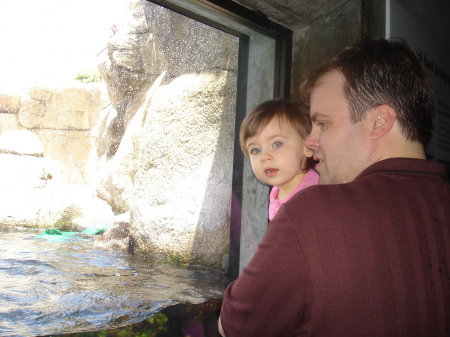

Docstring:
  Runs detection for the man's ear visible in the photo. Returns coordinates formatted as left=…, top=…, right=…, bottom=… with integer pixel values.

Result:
left=368, top=104, right=397, bottom=140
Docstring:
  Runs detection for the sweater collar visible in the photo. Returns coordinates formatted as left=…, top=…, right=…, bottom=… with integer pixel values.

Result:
left=355, top=158, right=446, bottom=181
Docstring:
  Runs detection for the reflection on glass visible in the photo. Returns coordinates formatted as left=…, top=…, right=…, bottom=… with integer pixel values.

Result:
left=0, top=0, right=238, bottom=335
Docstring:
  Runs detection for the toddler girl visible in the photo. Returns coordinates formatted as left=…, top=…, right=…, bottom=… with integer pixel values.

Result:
left=240, top=99, right=318, bottom=220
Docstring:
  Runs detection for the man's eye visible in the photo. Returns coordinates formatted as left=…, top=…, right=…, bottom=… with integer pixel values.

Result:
left=273, top=142, right=283, bottom=148
left=317, top=121, right=328, bottom=127
left=250, top=148, right=261, bottom=155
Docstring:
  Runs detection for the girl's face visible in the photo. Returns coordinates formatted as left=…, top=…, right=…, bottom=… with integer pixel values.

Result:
left=245, top=116, right=307, bottom=198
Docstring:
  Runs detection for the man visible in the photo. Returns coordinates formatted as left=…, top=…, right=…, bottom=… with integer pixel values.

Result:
left=218, top=38, right=450, bottom=337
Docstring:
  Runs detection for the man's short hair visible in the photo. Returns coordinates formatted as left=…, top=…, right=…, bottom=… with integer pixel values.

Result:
left=300, top=38, right=435, bottom=145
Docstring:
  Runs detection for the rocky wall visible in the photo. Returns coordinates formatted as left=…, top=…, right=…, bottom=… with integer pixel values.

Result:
left=0, top=83, right=109, bottom=185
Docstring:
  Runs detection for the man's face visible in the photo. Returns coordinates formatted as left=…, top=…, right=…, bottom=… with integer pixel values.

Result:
left=305, top=70, right=369, bottom=185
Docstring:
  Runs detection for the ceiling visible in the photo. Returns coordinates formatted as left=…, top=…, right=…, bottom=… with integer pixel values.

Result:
left=232, top=0, right=450, bottom=49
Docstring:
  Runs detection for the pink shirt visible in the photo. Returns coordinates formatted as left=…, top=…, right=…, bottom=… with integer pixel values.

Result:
left=268, top=169, right=319, bottom=221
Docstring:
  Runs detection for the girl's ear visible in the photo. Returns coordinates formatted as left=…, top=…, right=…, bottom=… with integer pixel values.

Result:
left=304, top=146, right=313, bottom=158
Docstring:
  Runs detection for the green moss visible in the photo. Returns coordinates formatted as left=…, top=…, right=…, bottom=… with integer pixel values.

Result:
left=54, top=312, right=170, bottom=336
left=75, top=70, right=102, bottom=83
left=52, top=204, right=82, bottom=232
left=134, top=240, right=229, bottom=271
left=167, top=251, right=190, bottom=266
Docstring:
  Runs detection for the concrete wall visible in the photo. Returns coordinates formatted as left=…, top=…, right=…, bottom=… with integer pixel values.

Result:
left=238, top=0, right=363, bottom=273
left=291, top=0, right=362, bottom=100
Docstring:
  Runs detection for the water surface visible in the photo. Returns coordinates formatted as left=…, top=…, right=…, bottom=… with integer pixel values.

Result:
left=0, top=229, right=226, bottom=337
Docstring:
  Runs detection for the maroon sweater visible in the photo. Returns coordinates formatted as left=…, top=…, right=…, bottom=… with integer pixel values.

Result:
left=220, top=158, right=450, bottom=337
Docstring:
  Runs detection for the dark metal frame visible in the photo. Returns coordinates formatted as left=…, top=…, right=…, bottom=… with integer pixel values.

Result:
left=146, top=0, right=292, bottom=281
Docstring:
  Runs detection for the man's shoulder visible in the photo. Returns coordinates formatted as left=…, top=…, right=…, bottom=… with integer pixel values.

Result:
left=286, top=182, right=354, bottom=212
left=286, top=158, right=450, bottom=211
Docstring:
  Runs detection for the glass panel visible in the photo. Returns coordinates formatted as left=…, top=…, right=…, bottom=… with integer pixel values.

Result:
left=151, top=0, right=283, bottom=277
left=0, top=0, right=238, bottom=269
left=0, top=0, right=238, bottom=335
left=125, top=2, right=239, bottom=269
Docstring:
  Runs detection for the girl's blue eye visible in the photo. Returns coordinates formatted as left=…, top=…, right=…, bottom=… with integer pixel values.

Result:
left=273, top=142, right=283, bottom=148
left=250, top=148, right=261, bottom=155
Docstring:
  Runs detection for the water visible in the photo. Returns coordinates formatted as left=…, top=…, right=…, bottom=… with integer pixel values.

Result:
left=0, top=228, right=226, bottom=337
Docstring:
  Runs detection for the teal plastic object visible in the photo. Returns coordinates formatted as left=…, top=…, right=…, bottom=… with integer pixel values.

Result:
left=35, top=227, right=108, bottom=241
left=81, top=227, right=107, bottom=235
left=43, top=228, right=64, bottom=235
left=42, top=228, right=79, bottom=236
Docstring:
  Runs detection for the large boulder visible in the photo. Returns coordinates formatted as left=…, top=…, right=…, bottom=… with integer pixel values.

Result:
left=130, top=70, right=235, bottom=269
left=94, top=72, right=166, bottom=214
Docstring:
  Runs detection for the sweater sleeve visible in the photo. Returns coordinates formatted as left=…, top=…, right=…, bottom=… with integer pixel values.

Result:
left=220, top=208, right=312, bottom=337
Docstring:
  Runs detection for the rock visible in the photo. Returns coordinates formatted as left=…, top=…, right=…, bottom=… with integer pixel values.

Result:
left=19, top=84, right=105, bottom=130
left=33, top=128, right=92, bottom=185
left=92, top=0, right=238, bottom=268
left=0, top=153, right=64, bottom=189
left=0, top=83, right=110, bottom=185
left=94, top=221, right=136, bottom=253
left=63, top=185, right=116, bottom=231
left=129, top=70, right=235, bottom=267
left=0, top=153, right=115, bottom=230
left=0, top=130, right=44, bottom=157
left=0, top=152, right=74, bottom=228
left=0, top=93, right=20, bottom=113
left=0, top=113, right=21, bottom=132
left=141, top=2, right=238, bottom=79
left=0, top=0, right=238, bottom=269
left=94, top=72, right=167, bottom=214
left=96, top=0, right=168, bottom=159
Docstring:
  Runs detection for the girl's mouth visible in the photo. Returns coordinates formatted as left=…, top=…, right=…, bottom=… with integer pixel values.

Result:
left=265, top=168, right=278, bottom=177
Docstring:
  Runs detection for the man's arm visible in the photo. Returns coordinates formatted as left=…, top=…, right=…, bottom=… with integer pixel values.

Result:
left=219, top=209, right=311, bottom=336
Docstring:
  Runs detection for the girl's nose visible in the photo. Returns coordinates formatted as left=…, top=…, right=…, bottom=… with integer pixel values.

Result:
left=260, top=150, right=272, bottom=162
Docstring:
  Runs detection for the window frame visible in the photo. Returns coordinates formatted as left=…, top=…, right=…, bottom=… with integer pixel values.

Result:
left=146, top=0, right=293, bottom=282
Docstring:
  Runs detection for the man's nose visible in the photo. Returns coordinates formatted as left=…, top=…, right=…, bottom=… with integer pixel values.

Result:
left=305, top=131, right=319, bottom=150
